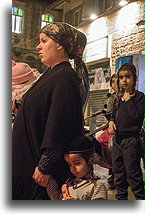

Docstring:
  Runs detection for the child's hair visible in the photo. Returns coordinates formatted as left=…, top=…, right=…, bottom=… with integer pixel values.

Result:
left=115, top=63, right=137, bottom=107
left=65, top=136, right=103, bottom=179
left=80, top=149, right=102, bottom=179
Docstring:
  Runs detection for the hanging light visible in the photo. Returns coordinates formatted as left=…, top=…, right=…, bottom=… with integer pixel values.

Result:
left=136, top=20, right=144, bottom=29
left=90, top=14, right=97, bottom=20
left=119, top=0, right=128, bottom=6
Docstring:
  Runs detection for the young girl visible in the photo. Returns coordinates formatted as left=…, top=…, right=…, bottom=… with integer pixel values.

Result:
left=47, top=136, right=108, bottom=200
left=108, top=63, right=144, bottom=200
left=103, top=73, right=117, bottom=190
left=105, top=73, right=117, bottom=121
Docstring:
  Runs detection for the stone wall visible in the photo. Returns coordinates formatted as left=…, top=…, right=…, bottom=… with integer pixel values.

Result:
left=12, top=0, right=144, bottom=73
left=12, top=0, right=62, bottom=71
left=79, top=0, right=144, bottom=73
left=108, top=1, right=144, bottom=72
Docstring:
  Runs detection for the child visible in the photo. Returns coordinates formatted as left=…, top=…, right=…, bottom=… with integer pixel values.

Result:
left=104, top=73, right=117, bottom=190
left=12, top=60, right=41, bottom=115
left=108, top=63, right=144, bottom=200
left=105, top=73, right=117, bottom=121
left=47, top=136, right=108, bottom=200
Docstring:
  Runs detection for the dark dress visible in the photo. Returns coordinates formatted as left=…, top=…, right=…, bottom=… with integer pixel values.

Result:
left=12, top=61, right=83, bottom=199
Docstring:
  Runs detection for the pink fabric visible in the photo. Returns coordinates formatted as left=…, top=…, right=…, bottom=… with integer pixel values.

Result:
left=12, top=68, right=41, bottom=114
left=96, top=128, right=113, bottom=169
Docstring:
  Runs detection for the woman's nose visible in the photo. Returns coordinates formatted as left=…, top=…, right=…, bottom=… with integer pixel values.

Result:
left=36, top=43, right=41, bottom=50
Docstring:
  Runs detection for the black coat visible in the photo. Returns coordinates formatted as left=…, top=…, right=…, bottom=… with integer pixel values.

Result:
left=12, top=62, right=83, bottom=177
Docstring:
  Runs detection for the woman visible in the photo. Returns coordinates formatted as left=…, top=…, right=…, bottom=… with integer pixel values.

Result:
left=12, top=22, right=89, bottom=200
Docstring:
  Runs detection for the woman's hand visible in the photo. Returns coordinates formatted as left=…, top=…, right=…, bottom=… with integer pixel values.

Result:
left=108, top=121, right=116, bottom=135
left=32, top=166, right=49, bottom=187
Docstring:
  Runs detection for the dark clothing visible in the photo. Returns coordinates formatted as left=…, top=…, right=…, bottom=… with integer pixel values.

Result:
left=105, top=92, right=116, bottom=121
left=105, top=93, right=116, bottom=189
left=111, top=91, right=144, bottom=200
left=12, top=61, right=83, bottom=199
left=12, top=176, right=49, bottom=200
left=40, top=23, right=89, bottom=112
left=111, top=91, right=144, bottom=137
left=38, top=148, right=60, bottom=175
left=113, top=135, right=144, bottom=200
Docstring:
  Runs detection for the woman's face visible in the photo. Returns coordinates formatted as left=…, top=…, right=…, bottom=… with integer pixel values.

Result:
left=64, top=153, right=90, bottom=179
left=36, top=33, right=61, bottom=67
left=119, top=70, right=134, bottom=92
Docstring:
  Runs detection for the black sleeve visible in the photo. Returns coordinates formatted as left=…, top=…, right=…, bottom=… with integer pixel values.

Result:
left=105, top=95, right=116, bottom=119
left=125, top=92, right=144, bottom=120
left=107, top=95, right=117, bottom=122
left=38, top=148, right=61, bottom=175
left=109, top=105, right=116, bottom=122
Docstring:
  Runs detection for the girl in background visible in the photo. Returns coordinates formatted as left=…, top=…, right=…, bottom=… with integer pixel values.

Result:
left=108, top=63, right=144, bottom=200
left=105, top=73, right=117, bottom=121
left=103, top=73, right=117, bottom=190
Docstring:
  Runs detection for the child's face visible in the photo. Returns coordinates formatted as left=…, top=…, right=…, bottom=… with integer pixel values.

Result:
left=118, top=70, right=134, bottom=92
left=111, top=77, right=117, bottom=91
left=64, top=153, right=90, bottom=179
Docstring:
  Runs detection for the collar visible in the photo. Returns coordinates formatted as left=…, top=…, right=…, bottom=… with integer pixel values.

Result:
left=50, top=61, right=71, bottom=71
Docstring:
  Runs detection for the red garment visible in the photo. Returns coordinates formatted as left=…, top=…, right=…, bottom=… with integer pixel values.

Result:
left=96, top=128, right=112, bottom=169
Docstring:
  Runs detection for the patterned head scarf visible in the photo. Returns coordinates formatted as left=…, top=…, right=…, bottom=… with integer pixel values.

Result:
left=40, top=22, right=86, bottom=59
left=40, top=22, right=89, bottom=113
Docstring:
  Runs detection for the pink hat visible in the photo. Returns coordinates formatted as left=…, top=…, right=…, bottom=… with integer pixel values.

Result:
left=12, top=62, right=34, bottom=86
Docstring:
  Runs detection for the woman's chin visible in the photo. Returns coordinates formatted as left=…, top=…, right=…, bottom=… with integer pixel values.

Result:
left=40, top=58, right=44, bottom=63
left=41, top=59, right=48, bottom=66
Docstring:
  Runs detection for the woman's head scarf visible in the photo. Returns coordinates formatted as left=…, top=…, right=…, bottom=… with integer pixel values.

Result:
left=40, top=22, right=89, bottom=113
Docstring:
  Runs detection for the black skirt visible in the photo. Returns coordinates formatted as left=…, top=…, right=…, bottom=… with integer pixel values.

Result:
left=12, top=175, right=49, bottom=200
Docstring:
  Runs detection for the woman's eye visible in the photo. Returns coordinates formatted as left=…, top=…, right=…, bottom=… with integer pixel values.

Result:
left=41, top=39, right=46, bottom=43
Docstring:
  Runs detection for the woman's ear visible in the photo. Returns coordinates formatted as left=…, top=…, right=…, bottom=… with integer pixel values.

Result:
left=56, top=43, right=63, bottom=50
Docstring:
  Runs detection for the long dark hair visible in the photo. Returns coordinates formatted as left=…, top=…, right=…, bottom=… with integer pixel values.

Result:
left=116, top=63, right=137, bottom=106
left=80, top=149, right=103, bottom=179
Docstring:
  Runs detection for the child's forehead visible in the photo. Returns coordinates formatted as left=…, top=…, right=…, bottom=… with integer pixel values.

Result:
left=64, top=153, right=82, bottom=161
left=119, top=70, right=132, bottom=76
